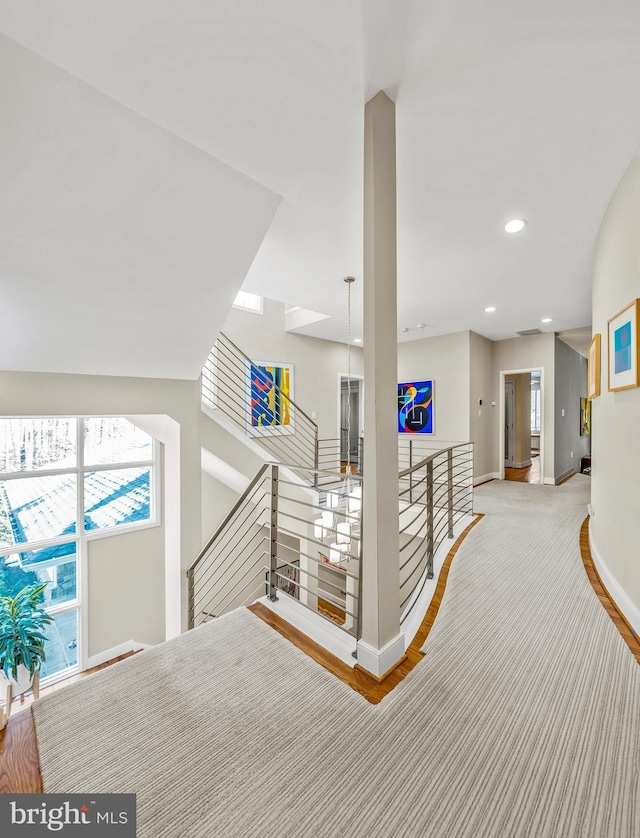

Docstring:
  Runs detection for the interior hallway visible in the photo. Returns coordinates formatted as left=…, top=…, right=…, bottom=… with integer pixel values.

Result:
left=26, top=476, right=639, bottom=838
left=504, top=453, right=541, bottom=483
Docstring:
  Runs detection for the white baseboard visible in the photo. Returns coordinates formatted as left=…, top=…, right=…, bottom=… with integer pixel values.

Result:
left=86, top=639, right=153, bottom=671
left=543, top=477, right=555, bottom=485
left=475, top=472, right=498, bottom=485
left=554, top=468, right=576, bottom=485
left=589, top=527, right=640, bottom=636
left=514, top=459, right=531, bottom=469
left=356, top=633, right=405, bottom=678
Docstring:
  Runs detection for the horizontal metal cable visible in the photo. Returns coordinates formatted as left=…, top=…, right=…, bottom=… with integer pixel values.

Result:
left=273, top=573, right=359, bottom=623
left=194, top=494, right=268, bottom=578
left=271, top=555, right=356, bottom=598
left=197, top=560, right=269, bottom=620
left=273, top=533, right=360, bottom=581
left=194, top=530, right=268, bottom=607
left=274, top=511, right=361, bottom=557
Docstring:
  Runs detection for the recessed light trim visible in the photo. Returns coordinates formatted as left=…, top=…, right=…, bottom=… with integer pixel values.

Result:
left=541, top=318, right=553, bottom=323
left=504, top=219, right=527, bottom=233
left=416, top=323, right=426, bottom=329
left=484, top=306, right=496, bottom=313
left=400, top=327, right=409, bottom=333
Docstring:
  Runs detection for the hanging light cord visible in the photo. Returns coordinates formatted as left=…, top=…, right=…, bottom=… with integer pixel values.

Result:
left=344, top=277, right=355, bottom=471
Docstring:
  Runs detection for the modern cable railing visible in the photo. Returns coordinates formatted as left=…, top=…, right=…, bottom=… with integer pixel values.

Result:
left=316, top=437, right=364, bottom=477
left=201, top=333, right=319, bottom=471
left=197, top=332, right=476, bottom=648
left=398, top=443, right=474, bottom=624
left=188, top=463, right=363, bottom=641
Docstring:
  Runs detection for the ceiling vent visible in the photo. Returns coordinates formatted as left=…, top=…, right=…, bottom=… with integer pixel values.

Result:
left=516, top=328, right=543, bottom=336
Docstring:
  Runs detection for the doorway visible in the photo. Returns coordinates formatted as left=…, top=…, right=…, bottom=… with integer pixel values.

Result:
left=500, top=368, right=544, bottom=485
left=339, top=376, right=363, bottom=473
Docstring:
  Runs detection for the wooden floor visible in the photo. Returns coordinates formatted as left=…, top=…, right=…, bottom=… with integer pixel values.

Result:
left=250, top=514, right=485, bottom=704
left=0, top=652, right=136, bottom=793
left=579, top=517, right=640, bottom=664
left=504, top=454, right=541, bottom=483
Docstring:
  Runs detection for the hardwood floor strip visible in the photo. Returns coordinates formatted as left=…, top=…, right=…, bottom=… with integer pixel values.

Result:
left=0, top=651, right=138, bottom=794
left=250, top=514, right=484, bottom=703
left=579, top=517, right=640, bottom=665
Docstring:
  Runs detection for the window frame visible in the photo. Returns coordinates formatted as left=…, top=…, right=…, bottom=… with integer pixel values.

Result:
left=232, top=290, right=263, bottom=315
left=0, top=417, right=160, bottom=687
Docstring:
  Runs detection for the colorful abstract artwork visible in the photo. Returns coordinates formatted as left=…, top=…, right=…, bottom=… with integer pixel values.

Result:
left=580, top=397, right=591, bottom=436
left=614, top=321, right=632, bottom=374
left=397, top=380, right=434, bottom=434
left=246, top=361, right=293, bottom=432
left=607, top=300, right=640, bottom=392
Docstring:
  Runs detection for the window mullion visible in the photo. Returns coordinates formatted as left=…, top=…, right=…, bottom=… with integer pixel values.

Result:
left=77, top=418, right=85, bottom=535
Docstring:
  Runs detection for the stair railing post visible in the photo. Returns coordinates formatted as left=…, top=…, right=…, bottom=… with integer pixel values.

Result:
left=187, top=568, right=195, bottom=630
left=269, top=464, right=279, bottom=602
left=409, top=439, right=413, bottom=504
left=427, top=459, right=434, bottom=579
left=314, top=426, right=319, bottom=488
left=448, top=448, right=454, bottom=538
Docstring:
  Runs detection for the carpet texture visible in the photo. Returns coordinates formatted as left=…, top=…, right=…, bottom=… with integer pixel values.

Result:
left=33, top=476, right=639, bottom=837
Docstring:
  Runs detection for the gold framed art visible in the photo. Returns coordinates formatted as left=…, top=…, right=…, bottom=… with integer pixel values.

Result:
left=587, top=333, right=601, bottom=399
left=608, top=299, right=640, bottom=392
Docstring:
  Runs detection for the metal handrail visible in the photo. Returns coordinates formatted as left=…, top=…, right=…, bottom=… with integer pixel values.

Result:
left=190, top=463, right=270, bottom=573
left=188, top=461, right=363, bottom=639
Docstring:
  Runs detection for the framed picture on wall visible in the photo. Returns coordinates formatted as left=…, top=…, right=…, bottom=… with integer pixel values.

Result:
left=580, top=397, right=591, bottom=436
left=587, top=333, right=601, bottom=399
left=244, top=361, right=294, bottom=435
left=608, top=300, right=640, bottom=392
left=397, top=380, right=434, bottom=434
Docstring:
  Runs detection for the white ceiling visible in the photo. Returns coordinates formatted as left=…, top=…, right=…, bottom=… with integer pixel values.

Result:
left=2, top=1, right=640, bottom=375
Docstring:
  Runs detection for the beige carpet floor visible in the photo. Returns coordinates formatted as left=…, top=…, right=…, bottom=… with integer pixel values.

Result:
left=33, top=475, right=639, bottom=837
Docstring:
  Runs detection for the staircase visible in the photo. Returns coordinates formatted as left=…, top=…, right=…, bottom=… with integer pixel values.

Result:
left=191, top=333, right=474, bottom=655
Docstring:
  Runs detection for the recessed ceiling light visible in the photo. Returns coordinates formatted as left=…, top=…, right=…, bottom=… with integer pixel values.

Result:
left=353, top=338, right=362, bottom=344
left=484, top=306, right=496, bottom=313
left=400, top=327, right=409, bottom=333
left=416, top=323, right=425, bottom=329
left=504, top=219, right=527, bottom=233
left=541, top=318, right=553, bottom=323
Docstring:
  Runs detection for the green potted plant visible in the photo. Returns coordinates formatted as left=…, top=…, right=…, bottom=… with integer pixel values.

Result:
left=0, top=582, right=52, bottom=727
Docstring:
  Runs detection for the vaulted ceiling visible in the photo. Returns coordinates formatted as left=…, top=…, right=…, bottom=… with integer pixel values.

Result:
left=2, top=1, right=640, bottom=376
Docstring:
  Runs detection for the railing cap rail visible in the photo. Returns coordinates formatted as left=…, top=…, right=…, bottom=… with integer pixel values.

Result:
left=188, top=462, right=271, bottom=575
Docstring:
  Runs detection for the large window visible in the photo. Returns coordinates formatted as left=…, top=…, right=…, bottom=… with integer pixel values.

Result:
left=0, top=417, right=157, bottom=682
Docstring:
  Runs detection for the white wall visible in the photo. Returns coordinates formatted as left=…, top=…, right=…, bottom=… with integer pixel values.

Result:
left=590, top=154, right=640, bottom=629
left=493, top=333, right=556, bottom=482
left=398, top=331, right=471, bottom=444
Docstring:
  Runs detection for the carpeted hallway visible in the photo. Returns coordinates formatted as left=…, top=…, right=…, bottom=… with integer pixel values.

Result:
left=33, top=475, right=638, bottom=837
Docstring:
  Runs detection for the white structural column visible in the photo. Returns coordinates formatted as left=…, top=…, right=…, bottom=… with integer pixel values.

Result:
left=357, top=91, right=404, bottom=676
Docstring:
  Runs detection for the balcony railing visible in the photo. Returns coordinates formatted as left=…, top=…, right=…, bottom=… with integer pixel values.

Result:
left=399, top=442, right=474, bottom=623
left=189, top=464, right=363, bottom=642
